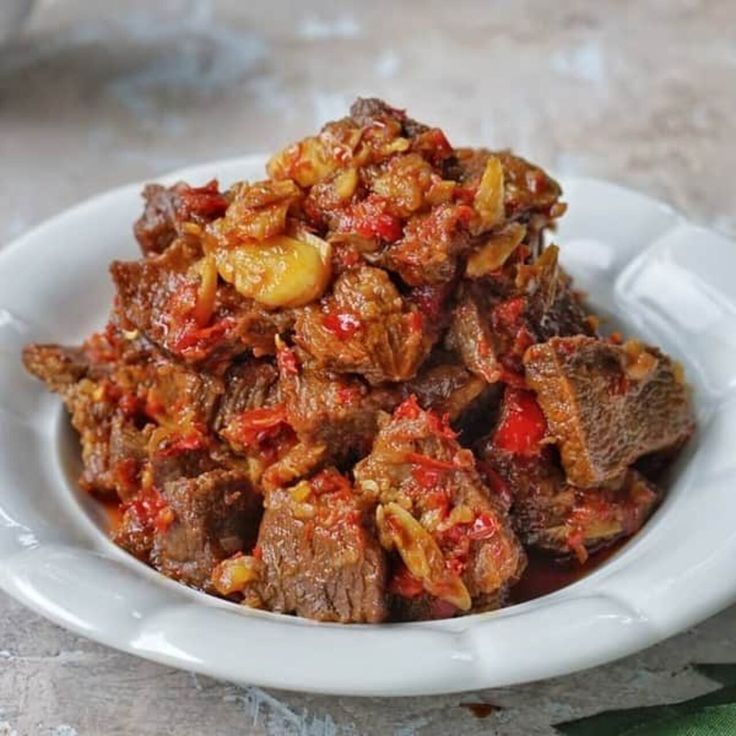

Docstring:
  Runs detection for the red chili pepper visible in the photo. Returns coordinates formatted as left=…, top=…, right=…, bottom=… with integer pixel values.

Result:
left=338, top=195, right=403, bottom=243
left=406, top=452, right=457, bottom=471
left=393, top=395, right=422, bottom=420
left=127, top=489, right=172, bottom=535
left=389, top=564, right=425, bottom=599
left=322, top=311, right=362, bottom=340
left=230, top=405, right=289, bottom=448
left=252, top=544, right=263, bottom=560
left=157, top=433, right=208, bottom=457
left=277, top=343, right=300, bottom=376
left=178, top=179, right=229, bottom=219
left=310, top=469, right=353, bottom=497
left=406, top=311, right=424, bottom=334
left=118, top=391, right=141, bottom=418
left=468, top=513, right=498, bottom=541
left=173, top=317, right=233, bottom=352
left=493, top=388, right=547, bottom=456
left=492, top=296, right=526, bottom=333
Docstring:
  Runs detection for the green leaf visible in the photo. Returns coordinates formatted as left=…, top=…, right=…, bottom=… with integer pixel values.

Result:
left=554, top=686, right=736, bottom=736
left=621, top=704, right=736, bottom=735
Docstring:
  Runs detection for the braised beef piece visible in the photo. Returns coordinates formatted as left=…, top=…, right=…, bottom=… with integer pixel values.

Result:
left=215, top=360, right=280, bottom=431
left=295, top=266, right=433, bottom=385
left=402, top=359, right=488, bottom=422
left=277, top=345, right=398, bottom=463
left=23, top=337, right=153, bottom=496
left=481, top=444, right=659, bottom=562
left=243, top=469, right=387, bottom=623
left=116, top=469, right=260, bottom=592
left=524, top=336, right=694, bottom=487
left=134, top=180, right=228, bottom=256
left=354, top=397, right=526, bottom=617
left=112, top=240, right=292, bottom=368
left=446, top=247, right=592, bottom=382
left=154, top=469, right=260, bottom=591
left=383, top=203, right=473, bottom=286
left=22, top=344, right=89, bottom=392
left=455, top=148, right=562, bottom=222
left=349, top=97, right=428, bottom=138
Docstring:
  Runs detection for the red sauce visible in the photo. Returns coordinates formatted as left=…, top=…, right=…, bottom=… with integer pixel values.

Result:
left=509, top=542, right=624, bottom=604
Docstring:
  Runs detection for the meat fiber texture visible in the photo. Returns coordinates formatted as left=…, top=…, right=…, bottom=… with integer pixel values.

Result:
left=22, top=98, right=694, bottom=623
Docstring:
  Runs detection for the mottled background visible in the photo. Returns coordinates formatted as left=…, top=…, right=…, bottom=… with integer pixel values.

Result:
left=1, top=1, right=735, bottom=734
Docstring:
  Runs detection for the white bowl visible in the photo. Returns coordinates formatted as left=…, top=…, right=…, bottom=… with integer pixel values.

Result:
left=1, top=155, right=734, bottom=696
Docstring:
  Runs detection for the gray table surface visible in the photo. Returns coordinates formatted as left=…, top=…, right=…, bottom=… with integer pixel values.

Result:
left=1, top=1, right=735, bottom=734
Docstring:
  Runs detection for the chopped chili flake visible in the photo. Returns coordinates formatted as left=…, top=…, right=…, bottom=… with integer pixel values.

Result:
left=157, top=433, right=208, bottom=457
left=252, top=544, right=263, bottom=560
left=393, top=395, right=422, bottom=420
left=323, top=311, right=362, bottom=340
left=229, top=405, right=289, bottom=448
left=389, top=564, right=425, bottom=598
left=118, top=391, right=141, bottom=418
left=407, top=311, right=424, bottom=333
left=493, top=388, right=547, bottom=456
left=492, top=296, right=526, bottom=332
left=178, top=179, right=229, bottom=219
left=468, top=513, right=498, bottom=541
left=338, top=195, right=403, bottom=242
left=277, top=343, right=300, bottom=375
left=173, top=317, right=233, bottom=352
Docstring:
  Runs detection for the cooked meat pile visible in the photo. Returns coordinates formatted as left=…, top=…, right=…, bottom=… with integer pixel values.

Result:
left=23, top=100, right=695, bottom=623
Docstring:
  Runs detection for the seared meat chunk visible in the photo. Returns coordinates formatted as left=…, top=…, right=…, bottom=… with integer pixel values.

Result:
left=134, top=180, right=228, bottom=256
left=224, top=469, right=387, bottom=623
left=402, top=359, right=488, bottom=421
left=482, top=444, right=659, bottom=562
left=524, top=336, right=694, bottom=487
left=295, top=266, right=433, bottom=384
left=354, top=397, right=525, bottom=617
left=446, top=246, right=592, bottom=383
left=455, top=148, right=563, bottom=222
left=216, top=360, right=280, bottom=430
left=112, top=240, right=292, bottom=367
left=278, top=344, right=398, bottom=462
left=22, top=344, right=89, bottom=392
left=116, top=469, right=261, bottom=592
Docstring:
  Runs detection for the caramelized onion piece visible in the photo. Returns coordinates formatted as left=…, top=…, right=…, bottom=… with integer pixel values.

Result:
left=214, top=233, right=332, bottom=308
left=465, top=222, right=527, bottom=278
left=192, top=254, right=218, bottom=326
left=377, top=502, right=471, bottom=611
left=473, top=156, right=505, bottom=232
left=211, top=554, right=262, bottom=596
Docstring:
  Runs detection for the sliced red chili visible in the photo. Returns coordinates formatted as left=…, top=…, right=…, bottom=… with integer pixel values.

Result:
left=493, top=388, right=547, bottom=456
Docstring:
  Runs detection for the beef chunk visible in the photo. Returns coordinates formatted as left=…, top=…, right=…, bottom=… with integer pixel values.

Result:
left=402, top=360, right=487, bottom=421
left=446, top=247, right=592, bottom=382
left=445, top=292, right=502, bottom=383
left=481, top=444, right=659, bottom=562
left=215, top=360, right=280, bottom=431
left=112, top=240, right=292, bottom=367
left=278, top=345, right=398, bottom=462
left=524, top=336, right=694, bottom=487
left=22, top=344, right=89, bottom=392
left=134, top=180, right=228, bottom=256
left=454, top=148, right=563, bottom=221
left=354, top=398, right=525, bottom=616
left=294, top=266, right=433, bottom=384
left=349, top=97, right=428, bottom=138
left=151, top=469, right=261, bottom=591
left=383, top=203, right=472, bottom=285
left=240, top=469, right=387, bottom=623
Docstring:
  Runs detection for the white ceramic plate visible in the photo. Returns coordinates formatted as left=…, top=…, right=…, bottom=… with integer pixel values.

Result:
left=1, top=155, right=735, bottom=696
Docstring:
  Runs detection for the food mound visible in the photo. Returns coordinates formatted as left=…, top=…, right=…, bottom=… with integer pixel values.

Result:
left=23, top=99, right=695, bottom=623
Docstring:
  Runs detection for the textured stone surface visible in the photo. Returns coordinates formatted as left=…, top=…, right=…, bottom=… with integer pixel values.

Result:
left=1, top=1, right=735, bottom=734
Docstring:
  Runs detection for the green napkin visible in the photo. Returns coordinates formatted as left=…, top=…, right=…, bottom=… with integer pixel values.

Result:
left=554, top=665, right=736, bottom=736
